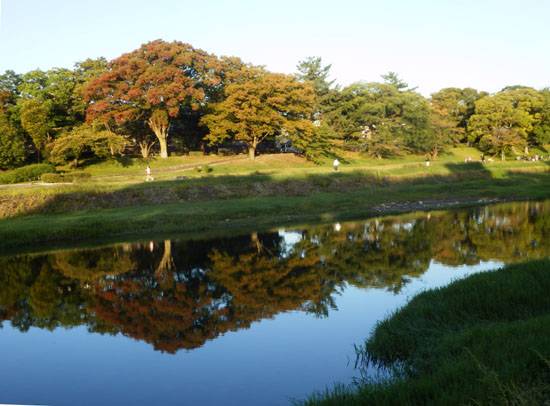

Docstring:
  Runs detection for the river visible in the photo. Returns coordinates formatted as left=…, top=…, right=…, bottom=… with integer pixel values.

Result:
left=1, top=200, right=549, bottom=405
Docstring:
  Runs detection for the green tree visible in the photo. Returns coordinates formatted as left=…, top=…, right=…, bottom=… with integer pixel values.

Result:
left=71, top=58, right=108, bottom=122
left=201, top=69, right=315, bottom=159
left=468, top=93, right=533, bottom=160
left=48, top=123, right=128, bottom=166
left=430, top=87, right=487, bottom=145
left=324, top=79, right=431, bottom=157
left=428, top=96, right=464, bottom=158
left=533, top=88, right=550, bottom=145
left=0, top=113, right=26, bottom=169
left=296, top=56, right=335, bottom=116
left=85, top=40, right=221, bottom=158
left=20, top=99, right=51, bottom=162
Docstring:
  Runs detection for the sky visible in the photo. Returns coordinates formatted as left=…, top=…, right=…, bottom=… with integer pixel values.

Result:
left=0, top=0, right=549, bottom=96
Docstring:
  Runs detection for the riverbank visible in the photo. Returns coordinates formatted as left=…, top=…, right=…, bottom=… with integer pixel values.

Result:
left=2, top=153, right=550, bottom=252
left=295, top=258, right=550, bottom=405
left=0, top=173, right=548, bottom=252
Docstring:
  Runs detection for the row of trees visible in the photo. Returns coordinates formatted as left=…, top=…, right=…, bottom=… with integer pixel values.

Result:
left=1, top=39, right=550, bottom=169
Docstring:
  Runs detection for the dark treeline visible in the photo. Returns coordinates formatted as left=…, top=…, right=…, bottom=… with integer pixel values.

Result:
left=1, top=201, right=550, bottom=353
left=1, top=39, right=550, bottom=170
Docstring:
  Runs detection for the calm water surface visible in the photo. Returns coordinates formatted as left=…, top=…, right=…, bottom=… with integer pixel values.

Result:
left=1, top=200, right=550, bottom=405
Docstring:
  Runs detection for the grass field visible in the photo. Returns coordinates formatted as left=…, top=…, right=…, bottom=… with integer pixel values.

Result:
left=2, top=147, right=550, bottom=251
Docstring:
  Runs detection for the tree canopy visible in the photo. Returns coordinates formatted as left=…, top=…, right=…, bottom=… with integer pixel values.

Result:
left=1, top=41, right=550, bottom=170
left=201, top=68, right=316, bottom=159
left=84, top=40, right=222, bottom=158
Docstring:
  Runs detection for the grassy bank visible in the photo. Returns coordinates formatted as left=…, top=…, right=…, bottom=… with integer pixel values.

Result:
left=295, top=259, right=550, bottom=406
left=2, top=151, right=550, bottom=251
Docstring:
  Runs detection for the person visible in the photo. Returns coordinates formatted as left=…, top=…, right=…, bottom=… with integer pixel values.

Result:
left=146, top=165, right=154, bottom=181
left=425, top=156, right=430, bottom=167
left=480, top=154, right=485, bottom=163
left=333, top=158, right=339, bottom=172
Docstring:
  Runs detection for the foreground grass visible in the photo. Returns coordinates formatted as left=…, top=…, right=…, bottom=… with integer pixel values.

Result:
left=295, top=259, right=550, bottom=406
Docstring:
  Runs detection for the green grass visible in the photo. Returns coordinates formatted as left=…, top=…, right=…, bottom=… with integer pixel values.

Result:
left=294, top=259, right=550, bottom=406
left=2, top=148, right=550, bottom=250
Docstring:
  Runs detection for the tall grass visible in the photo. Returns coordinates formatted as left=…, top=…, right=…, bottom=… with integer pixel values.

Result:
left=294, top=259, right=550, bottom=406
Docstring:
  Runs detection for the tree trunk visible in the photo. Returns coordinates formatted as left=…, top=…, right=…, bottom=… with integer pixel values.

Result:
left=155, top=240, right=174, bottom=284
left=432, top=145, right=439, bottom=159
left=139, top=140, right=154, bottom=158
left=524, top=145, right=529, bottom=155
left=248, top=136, right=258, bottom=159
left=158, top=136, right=168, bottom=158
left=148, top=118, right=170, bottom=158
left=501, top=150, right=505, bottom=161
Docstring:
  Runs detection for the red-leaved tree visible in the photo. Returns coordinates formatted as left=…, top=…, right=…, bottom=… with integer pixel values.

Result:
left=84, top=40, right=221, bottom=158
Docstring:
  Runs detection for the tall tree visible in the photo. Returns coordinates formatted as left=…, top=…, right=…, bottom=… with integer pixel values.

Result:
left=428, top=94, right=465, bottom=158
left=71, top=58, right=108, bottom=122
left=468, top=93, right=533, bottom=159
left=20, top=99, right=51, bottom=162
left=296, top=57, right=338, bottom=160
left=429, top=87, right=487, bottom=145
left=296, top=56, right=335, bottom=115
left=533, top=88, right=550, bottom=145
left=85, top=40, right=221, bottom=158
left=324, top=79, right=432, bottom=157
left=0, top=113, right=26, bottom=169
left=201, top=69, right=315, bottom=159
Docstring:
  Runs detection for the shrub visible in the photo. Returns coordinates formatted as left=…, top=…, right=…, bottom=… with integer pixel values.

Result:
left=40, top=171, right=91, bottom=183
left=0, top=163, right=56, bottom=184
left=40, top=173, right=64, bottom=183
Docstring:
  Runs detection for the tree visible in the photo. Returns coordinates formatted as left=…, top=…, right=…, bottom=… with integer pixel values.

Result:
left=468, top=93, right=533, bottom=159
left=20, top=99, right=51, bottom=162
left=85, top=40, right=221, bottom=158
left=296, top=56, right=335, bottom=115
left=533, top=88, right=550, bottom=145
left=428, top=94, right=465, bottom=158
left=48, top=123, right=128, bottom=166
left=296, top=57, right=338, bottom=160
left=0, top=113, right=26, bottom=169
left=201, top=70, right=315, bottom=159
left=323, top=79, right=432, bottom=157
left=430, top=87, right=487, bottom=145
left=71, top=58, right=108, bottom=122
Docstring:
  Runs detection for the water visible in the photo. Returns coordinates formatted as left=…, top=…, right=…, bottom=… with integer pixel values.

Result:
left=1, top=200, right=549, bottom=405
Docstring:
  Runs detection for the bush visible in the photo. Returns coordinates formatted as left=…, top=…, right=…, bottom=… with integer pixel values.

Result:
left=40, top=173, right=64, bottom=183
left=40, top=171, right=91, bottom=183
left=0, top=163, right=56, bottom=184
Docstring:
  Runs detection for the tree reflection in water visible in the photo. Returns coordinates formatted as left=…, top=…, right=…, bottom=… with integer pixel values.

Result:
left=1, top=201, right=550, bottom=353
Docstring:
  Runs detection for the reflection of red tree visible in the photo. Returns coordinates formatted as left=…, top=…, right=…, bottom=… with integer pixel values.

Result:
left=94, top=277, right=233, bottom=353
left=92, top=237, right=327, bottom=353
left=93, top=241, right=235, bottom=352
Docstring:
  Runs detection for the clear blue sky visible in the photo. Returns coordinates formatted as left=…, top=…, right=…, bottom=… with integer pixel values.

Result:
left=1, top=0, right=548, bottom=96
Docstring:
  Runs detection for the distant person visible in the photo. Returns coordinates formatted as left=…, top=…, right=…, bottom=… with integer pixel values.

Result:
left=425, top=156, right=430, bottom=167
left=333, top=159, right=339, bottom=172
left=480, top=154, right=485, bottom=163
left=146, top=165, right=154, bottom=181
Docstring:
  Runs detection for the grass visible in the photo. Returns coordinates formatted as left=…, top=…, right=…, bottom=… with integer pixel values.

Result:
left=294, top=259, right=550, bottom=406
left=2, top=148, right=550, bottom=251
